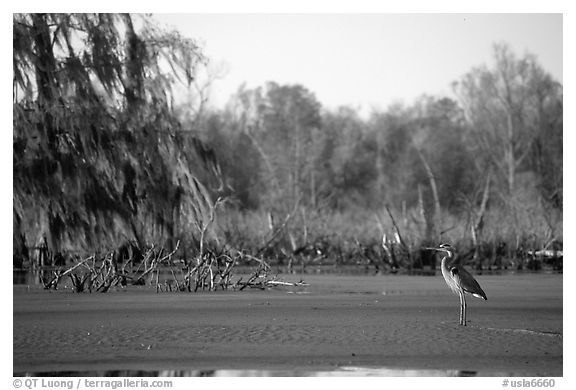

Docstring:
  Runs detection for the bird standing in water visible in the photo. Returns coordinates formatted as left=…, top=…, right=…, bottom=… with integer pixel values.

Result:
left=427, top=243, right=487, bottom=326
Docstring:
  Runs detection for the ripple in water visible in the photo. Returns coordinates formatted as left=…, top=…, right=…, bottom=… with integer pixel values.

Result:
left=15, top=367, right=515, bottom=377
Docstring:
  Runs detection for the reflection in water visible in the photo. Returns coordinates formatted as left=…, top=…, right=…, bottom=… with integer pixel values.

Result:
left=17, top=367, right=500, bottom=377
left=14, top=266, right=559, bottom=287
left=13, top=268, right=54, bottom=286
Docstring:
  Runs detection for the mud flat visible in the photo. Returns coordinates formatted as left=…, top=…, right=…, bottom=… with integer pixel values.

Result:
left=13, top=273, right=562, bottom=376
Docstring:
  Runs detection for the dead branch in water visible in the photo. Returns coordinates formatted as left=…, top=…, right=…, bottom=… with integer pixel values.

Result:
left=265, top=279, right=309, bottom=287
left=385, top=204, right=413, bottom=267
left=69, top=272, right=91, bottom=293
left=256, top=196, right=301, bottom=257
left=39, top=236, right=307, bottom=294
left=42, top=255, right=94, bottom=290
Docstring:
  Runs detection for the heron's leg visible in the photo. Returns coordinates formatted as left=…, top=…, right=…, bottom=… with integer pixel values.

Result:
left=462, top=293, right=467, bottom=326
left=458, top=291, right=464, bottom=325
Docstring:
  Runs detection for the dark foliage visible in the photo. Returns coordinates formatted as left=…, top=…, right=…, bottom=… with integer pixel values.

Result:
left=13, top=14, right=220, bottom=266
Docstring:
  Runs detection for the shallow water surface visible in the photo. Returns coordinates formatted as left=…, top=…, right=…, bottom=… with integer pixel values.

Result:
left=17, top=366, right=510, bottom=377
left=13, top=273, right=562, bottom=376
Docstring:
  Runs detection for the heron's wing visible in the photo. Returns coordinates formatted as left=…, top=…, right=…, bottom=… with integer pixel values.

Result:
left=451, top=265, right=487, bottom=300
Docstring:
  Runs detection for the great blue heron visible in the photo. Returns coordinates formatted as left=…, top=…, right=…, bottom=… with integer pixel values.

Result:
left=427, top=243, right=487, bottom=326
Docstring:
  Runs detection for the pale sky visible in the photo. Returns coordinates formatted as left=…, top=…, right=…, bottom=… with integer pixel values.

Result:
left=153, top=13, right=562, bottom=115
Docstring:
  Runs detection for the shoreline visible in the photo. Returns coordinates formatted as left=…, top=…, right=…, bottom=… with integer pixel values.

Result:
left=13, top=274, right=563, bottom=376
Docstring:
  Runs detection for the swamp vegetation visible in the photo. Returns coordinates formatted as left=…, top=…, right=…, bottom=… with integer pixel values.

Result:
left=13, top=14, right=562, bottom=293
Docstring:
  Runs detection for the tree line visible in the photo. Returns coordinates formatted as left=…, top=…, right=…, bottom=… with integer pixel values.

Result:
left=13, top=14, right=562, bottom=271
left=190, top=43, right=561, bottom=262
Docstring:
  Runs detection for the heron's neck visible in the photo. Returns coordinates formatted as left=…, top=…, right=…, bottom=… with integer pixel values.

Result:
left=440, top=255, right=451, bottom=271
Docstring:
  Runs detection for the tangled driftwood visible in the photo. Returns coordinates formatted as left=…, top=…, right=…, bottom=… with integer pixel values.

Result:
left=41, top=240, right=307, bottom=293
